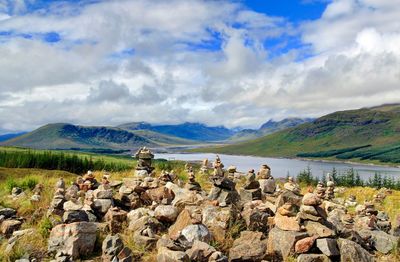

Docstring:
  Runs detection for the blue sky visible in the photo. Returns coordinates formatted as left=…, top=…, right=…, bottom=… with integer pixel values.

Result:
left=0, top=0, right=399, bottom=132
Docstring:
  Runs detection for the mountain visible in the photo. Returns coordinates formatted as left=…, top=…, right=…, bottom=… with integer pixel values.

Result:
left=228, top=118, right=314, bottom=142
left=118, top=122, right=235, bottom=142
left=0, top=132, right=27, bottom=142
left=199, top=104, right=400, bottom=164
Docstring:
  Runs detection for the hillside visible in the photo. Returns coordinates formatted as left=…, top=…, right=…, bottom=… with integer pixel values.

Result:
left=200, top=104, right=400, bottom=164
left=0, top=123, right=159, bottom=150
left=118, top=122, right=235, bottom=141
left=228, top=118, right=313, bottom=142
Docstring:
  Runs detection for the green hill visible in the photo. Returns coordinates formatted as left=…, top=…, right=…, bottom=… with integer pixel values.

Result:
left=199, top=104, right=400, bottom=164
left=0, top=123, right=196, bottom=150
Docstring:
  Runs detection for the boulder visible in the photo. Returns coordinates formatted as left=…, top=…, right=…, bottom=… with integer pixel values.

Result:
left=360, top=229, right=399, bottom=254
left=275, top=190, right=302, bottom=208
left=102, top=234, right=124, bottom=261
left=157, top=246, right=190, bottom=262
left=242, top=207, right=272, bottom=233
left=274, top=212, right=301, bottom=231
left=295, top=236, right=317, bottom=254
left=239, top=188, right=262, bottom=202
left=185, top=240, right=216, bottom=261
left=147, top=186, right=175, bottom=204
left=63, top=201, right=83, bottom=211
left=259, top=178, right=276, bottom=194
left=229, top=231, right=267, bottom=261
left=1, top=219, right=22, bottom=237
left=169, top=209, right=193, bottom=240
left=133, top=231, right=157, bottom=249
left=297, top=254, right=330, bottom=262
left=92, top=198, right=113, bottom=214
left=48, top=222, right=97, bottom=259
left=155, top=205, right=179, bottom=223
left=62, top=210, right=89, bottom=224
left=202, top=205, right=238, bottom=241
left=0, top=208, right=17, bottom=219
left=316, top=238, right=340, bottom=257
left=93, top=189, right=113, bottom=199
left=181, top=224, right=212, bottom=245
left=304, top=221, right=335, bottom=238
left=104, top=208, right=128, bottom=234
left=267, top=227, right=308, bottom=260
left=337, top=238, right=374, bottom=262
left=302, top=193, right=322, bottom=206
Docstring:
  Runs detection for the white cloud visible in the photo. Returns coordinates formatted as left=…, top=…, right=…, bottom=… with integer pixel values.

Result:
left=0, top=0, right=399, bottom=132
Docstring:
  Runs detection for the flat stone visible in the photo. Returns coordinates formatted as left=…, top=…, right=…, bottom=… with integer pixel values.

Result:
left=239, top=188, right=262, bottom=202
left=1, top=219, right=22, bottom=237
left=93, top=189, right=113, bottom=199
left=168, top=209, right=192, bottom=240
left=185, top=240, right=216, bottom=261
left=316, top=238, right=340, bottom=257
left=302, top=193, right=322, bottom=206
left=154, top=205, right=179, bottom=223
left=62, top=210, right=89, bottom=224
left=157, top=246, right=190, bottom=262
left=63, top=201, right=83, bottom=211
left=304, top=221, right=334, bottom=238
left=274, top=212, right=301, bottom=231
left=229, top=231, right=267, bottom=262
left=360, top=229, right=399, bottom=254
left=275, top=190, right=302, bottom=208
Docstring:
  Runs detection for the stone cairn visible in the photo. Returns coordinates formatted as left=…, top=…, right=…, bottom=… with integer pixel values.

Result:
left=134, top=147, right=155, bottom=177
left=200, top=158, right=209, bottom=174
left=3, top=153, right=392, bottom=262
left=325, top=180, right=335, bottom=200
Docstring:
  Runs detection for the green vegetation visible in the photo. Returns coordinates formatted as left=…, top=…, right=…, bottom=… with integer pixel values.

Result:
left=197, top=104, right=400, bottom=165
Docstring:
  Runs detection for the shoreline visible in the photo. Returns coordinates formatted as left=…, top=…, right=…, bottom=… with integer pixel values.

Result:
left=160, top=150, right=400, bottom=170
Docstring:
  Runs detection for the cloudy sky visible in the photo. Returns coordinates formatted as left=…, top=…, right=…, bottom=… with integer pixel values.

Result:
left=0, top=0, right=399, bottom=133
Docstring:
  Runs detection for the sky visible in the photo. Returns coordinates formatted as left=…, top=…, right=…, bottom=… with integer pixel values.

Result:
left=0, top=0, right=400, bottom=133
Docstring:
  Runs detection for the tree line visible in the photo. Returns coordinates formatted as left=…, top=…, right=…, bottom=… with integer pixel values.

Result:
left=297, top=166, right=400, bottom=190
left=0, top=150, right=133, bottom=174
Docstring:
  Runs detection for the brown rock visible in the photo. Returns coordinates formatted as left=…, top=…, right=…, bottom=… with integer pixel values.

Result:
left=1, top=219, right=22, bottom=237
left=267, top=227, right=308, bottom=260
left=302, top=193, right=322, bottom=206
left=274, top=213, right=301, bottom=231
left=168, top=209, right=192, bottom=240
left=104, top=208, right=128, bottom=234
left=295, top=236, right=317, bottom=254
left=229, top=231, right=267, bottom=261
left=304, top=221, right=335, bottom=238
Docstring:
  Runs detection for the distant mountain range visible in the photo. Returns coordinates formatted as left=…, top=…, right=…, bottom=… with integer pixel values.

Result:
left=199, top=104, right=400, bottom=164
left=0, top=118, right=310, bottom=150
left=0, top=132, right=27, bottom=142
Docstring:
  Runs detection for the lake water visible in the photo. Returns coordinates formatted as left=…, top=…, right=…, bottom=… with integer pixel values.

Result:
left=155, top=153, right=400, bottom=179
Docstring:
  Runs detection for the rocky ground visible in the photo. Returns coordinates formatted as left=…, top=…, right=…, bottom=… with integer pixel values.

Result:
left=0, top=157, right=399, bottom=262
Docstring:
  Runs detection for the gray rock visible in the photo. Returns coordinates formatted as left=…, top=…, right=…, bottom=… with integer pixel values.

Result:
left=1, top=219, right=22, bottom=237
left=297, top=254, right=330, bottom=262
left=239, top=188, right=262, bottom=202
left=316, top=238, right=340, bottom=257
left=337, top=238, right=374, bottom=262
left=185, top=240, right=216, bottom=261
left=259, top=178, right=276, bottom=194
left=62, top=210, right=89, bottom=224
left=48, top=222, right=97, bottom=259
left=267, top=227, right=308, bottom=260
left=181, top=224, right=212, bottom=245
left=92, top=198, right=113, bottom=214
left=304, top=221, right=335, bottom=238
left=275, top=190, right=302, bottom=208
left=360, top=230, right=399, bottom=254
left=154, top=205, right=179, bottom=223
left=63, top=200, right=83, bottom=211
left=0, top=208, right=17, bottom=219
left=102, top=234, right=124, bottom=261
left=229, top=231, right=267, bottom=261
left=93, top=189, right=113, bottom=199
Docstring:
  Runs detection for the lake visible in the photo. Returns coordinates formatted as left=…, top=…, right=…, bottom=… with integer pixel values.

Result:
left=155, top=153, right=400, bottom=179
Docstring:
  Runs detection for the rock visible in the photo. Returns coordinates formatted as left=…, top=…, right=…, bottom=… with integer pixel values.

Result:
left=202, top=205, right=238, bottom=242
left=259, top=178, right=276, bottom=194
left=92, top=198, right=113, bottom=214
left=181, top=224, right=212, bottom=245
left=239, top=188, right=262, bottom=202
left=316, top=238, right=340, bottom=257
left=155, top=205, right=179, bottom=223
left=360, top=230, right=399, bottom=254
left=295, top=236, right=317, bottom=254
left=102, top=234, right=124, bottom=261
left=274, top=212, right=301, bottom=231
left=300, top=205, right=319, bottom=216
left=297, top=254, right=330, bottom=262
left=1, top=219, right=22, bottom=237
left=267, top=227, right=308, bottom=260
left=277, top=203, right=298, bottom=217
left=133, top=231, right=157, bottom=249
left=11, top=187, right=23, bottom=196
left=211, top=176, right=236, bottom=191
left=242, top=207, right=272, bottom=233
left=0, top=208, right=17, bottom=219
left=117, top=246, right=133, bottom=262
left=275, top=190, right=302, bottom=208
left=185, top=240, right=216, bottom=261
left=93, top=189, right=113, bottom=199
left=302, top=193, right=322, bottom=206
left=169, top=209, right=193, bottom=240
left=157, top=235, right=185, bottom=251
left=63, top=200, right=83, bottom=211
left=104, top=208, right=128, bottom=234
left=229, top=231, right=267, bottom=261
left=304, top=221, right=335, bottom=238
left=147, top=186, right=175, bottom=204
left=62, top=210, right=89, bottom=224
left=50, top=198, right=65, bottom=210
left=337, top=238, right=374, bottom=262
left=48, top=222, right=97, bottom=259
left=157, top=246, right=190, bottom=262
